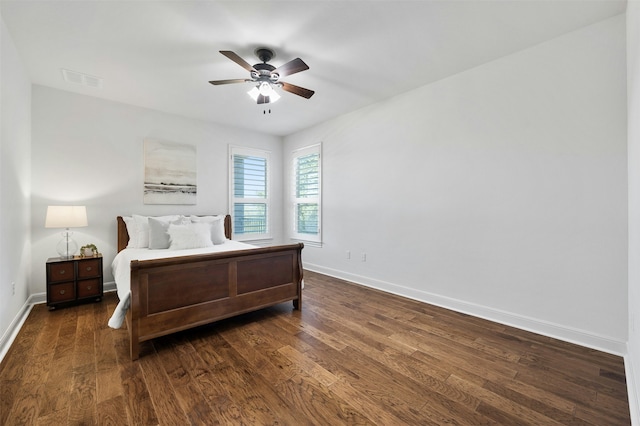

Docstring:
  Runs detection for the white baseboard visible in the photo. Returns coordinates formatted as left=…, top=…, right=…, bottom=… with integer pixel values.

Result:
left=625, top=354, right=640, bottom=426
left=305, top=263, right=627, bottom=356
left=0, top=281, right=118, bottom=364
left=0, top=297, right=34, bottom=364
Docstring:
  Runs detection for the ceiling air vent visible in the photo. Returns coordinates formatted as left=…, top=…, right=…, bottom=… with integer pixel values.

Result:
left=61, top=69, right=103, bottom=89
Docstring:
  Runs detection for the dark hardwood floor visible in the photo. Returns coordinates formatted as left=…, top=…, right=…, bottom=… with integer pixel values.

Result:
left=0, top=270, right=631, bottom=425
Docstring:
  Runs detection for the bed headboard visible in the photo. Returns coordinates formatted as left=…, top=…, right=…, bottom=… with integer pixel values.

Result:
left=116, top=215, right=232, bottom=253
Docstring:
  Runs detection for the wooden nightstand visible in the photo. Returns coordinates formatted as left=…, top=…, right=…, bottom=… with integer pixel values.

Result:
left=46, top=255, right=103, bottom=309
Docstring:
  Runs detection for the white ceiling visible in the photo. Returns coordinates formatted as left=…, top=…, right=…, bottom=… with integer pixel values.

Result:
left=0, top=1, right=627, bottom=137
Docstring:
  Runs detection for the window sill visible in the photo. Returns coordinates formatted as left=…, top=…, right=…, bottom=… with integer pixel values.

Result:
left=291, top=238, right=322, bottom=248
left=235, top=236, right=273, bottom=246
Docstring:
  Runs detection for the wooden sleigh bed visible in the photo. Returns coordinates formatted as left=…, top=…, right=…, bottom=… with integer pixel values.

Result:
left=115, top=215, right=303, bottom=360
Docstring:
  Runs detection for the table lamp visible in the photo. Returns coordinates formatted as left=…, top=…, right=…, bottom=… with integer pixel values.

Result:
left=45, top=205, right=88, bottom=259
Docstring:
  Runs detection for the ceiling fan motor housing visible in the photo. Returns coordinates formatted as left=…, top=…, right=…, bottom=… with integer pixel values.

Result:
left=252, top=48, right=278, bottom=82
left=253, top=64, right=278, bottom=83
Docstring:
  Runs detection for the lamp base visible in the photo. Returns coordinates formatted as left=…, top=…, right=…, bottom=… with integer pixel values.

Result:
left=56, top=230, right=78, bottom=259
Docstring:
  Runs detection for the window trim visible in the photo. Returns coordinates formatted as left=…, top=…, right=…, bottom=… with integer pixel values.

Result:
left=229, top=145, right=271, bottom=242
left=290, top=143, right=322, bottom=245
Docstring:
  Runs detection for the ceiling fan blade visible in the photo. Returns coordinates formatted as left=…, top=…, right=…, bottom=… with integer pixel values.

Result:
left=209, top=79, right=249, bottom=85
left=220, top=50, right=257, bottom=72
left=273, top=58, right=309, bottom=77
left=281, top=82, right=315, bottom=99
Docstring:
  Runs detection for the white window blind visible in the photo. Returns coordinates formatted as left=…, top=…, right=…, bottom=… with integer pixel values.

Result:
left=229, top=146, right=270, bottom=240
left=291, top=144, right=321, bottom=243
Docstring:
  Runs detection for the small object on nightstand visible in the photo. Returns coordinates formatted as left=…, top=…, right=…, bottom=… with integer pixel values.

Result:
left=80, top=243, right=99, bottom=258
left=46, top=255, right=103, bottom=310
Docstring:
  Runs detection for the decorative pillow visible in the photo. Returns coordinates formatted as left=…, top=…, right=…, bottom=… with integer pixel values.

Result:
left=167, top=222, right=213, bottom=250
left=148, top=216, right=189, bottom=249
left=126, top=214, right=181, bottom=248
left=190, top=215, right=226, bottom=245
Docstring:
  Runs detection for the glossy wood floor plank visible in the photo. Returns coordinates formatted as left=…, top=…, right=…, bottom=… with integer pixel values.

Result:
left=0, top=270, right=630, bottom=425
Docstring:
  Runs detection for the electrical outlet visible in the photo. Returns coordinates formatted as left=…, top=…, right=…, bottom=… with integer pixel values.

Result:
left=346, top=250, right=351, bottom=259
left=11, top=282, right=15, bottom=296
left=361, top=252, right=367, bottom=262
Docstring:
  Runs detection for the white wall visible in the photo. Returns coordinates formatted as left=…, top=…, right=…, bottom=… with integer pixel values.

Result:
left=30, top=86, right=283, bottom=293
left=0, top=16, right=31, bottom=350
left=285, top=15, right=627, bottom=353
left=627, top=1, right=640, bottom=423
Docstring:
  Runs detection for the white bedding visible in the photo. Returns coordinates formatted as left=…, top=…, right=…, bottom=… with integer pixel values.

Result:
left=108, top=240, right=257, bottom=329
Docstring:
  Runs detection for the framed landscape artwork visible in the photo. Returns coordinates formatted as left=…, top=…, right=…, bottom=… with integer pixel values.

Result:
left=144, top=139, right=197, bottom=205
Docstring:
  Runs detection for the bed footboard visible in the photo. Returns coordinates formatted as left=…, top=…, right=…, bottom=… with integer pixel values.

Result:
left=125, top=243, right=303, bottom=360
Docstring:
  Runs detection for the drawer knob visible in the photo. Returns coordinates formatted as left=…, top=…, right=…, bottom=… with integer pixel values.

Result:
left=59, top=270, right=65, bottom=275
left=87, top=286, right=92, bottom=290
left=86, top=267, right=92, bottom=271
left=59, top=289, right=65, bottom=295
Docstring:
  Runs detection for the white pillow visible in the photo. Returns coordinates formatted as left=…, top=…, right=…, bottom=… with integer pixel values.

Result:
left=148, top=216, right=189, bottom=249
left=167, top=222, right=213, bottom=250
left=131, top=214, right=150, bottom=248
left=126, top=214, right=180, bottom=248
left=190, top=215, right=227, bottom=245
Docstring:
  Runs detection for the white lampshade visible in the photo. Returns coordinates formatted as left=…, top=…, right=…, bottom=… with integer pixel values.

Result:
left=45, top=206, right=88, bottom=228
left=45, top=206, right=88, bottom=259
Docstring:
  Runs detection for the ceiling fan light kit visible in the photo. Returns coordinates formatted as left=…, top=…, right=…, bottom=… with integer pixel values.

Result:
left=209, top=47, right=314, bottom=106
left=248, top=82, right=281, bottom=104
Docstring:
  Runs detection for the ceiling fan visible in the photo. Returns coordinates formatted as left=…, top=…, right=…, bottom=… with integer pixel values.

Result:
left=209, top=48, right=314, bottom=104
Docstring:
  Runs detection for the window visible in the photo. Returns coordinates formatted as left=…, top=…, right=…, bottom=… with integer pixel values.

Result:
left=291, top=144, right=321, bottom=244
left=229, top=146, right=270, bottom=240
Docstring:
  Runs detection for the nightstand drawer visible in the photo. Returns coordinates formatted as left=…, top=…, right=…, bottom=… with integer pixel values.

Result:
left=49, top=262, right=74, bottom=283
left=77, top=278, right=101, bottom=298
left=49, top=282, right=75, bottom=303
left=77, top=259, right=101, bottom=279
